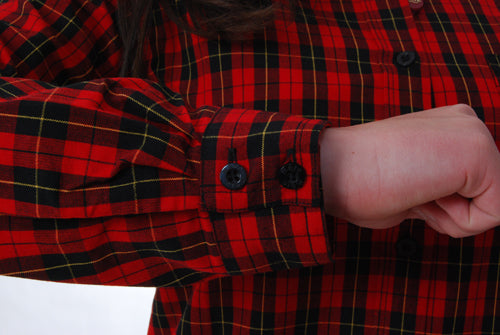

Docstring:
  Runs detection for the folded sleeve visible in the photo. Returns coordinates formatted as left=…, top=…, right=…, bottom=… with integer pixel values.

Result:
left=0, top=0, right=333, bottom=285
left=0, top=77, right=332, bottom=284
left=201, top=108, right=332, bottom=274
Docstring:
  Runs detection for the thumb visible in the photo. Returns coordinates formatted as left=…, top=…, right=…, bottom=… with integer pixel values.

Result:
left=415, top=193, right=500, bottom=238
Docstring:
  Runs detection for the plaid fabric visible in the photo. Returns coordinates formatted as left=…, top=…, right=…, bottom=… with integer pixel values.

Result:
left=0, top=0, right=499, bottom=334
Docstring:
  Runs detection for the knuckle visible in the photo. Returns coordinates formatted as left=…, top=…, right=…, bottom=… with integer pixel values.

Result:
left=456, top=226, right=476, bottom=237
left=471, top=125, right=494, bottom=151
left=454, top=103, right=477, bottom=117
left=447, top=231, right=464, bottom=239
left=454, top=219, right=487, bottom=238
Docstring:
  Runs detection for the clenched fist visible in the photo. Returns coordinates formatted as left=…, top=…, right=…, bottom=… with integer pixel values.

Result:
left=320, top=104, right=500, bottom=237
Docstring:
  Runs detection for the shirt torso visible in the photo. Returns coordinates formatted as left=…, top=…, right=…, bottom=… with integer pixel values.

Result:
left=143, top=0, right=500, bottom=333
left=0, top=0, right=499, bottom=333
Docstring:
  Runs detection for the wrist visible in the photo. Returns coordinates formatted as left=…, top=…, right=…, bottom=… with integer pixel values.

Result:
left=319, top=127, right=355, bottom=217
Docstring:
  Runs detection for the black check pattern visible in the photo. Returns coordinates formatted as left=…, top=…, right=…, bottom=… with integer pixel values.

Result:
left=0, top=0, right=499, bottom=334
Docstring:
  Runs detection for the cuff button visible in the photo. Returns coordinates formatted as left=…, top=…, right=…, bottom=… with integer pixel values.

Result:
left=279, top=162, right=306, bottom=189
left=220, top=163, right=247, bottom=190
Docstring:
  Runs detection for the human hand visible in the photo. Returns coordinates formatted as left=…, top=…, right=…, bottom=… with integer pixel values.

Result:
left=320, top=104, right=500, bottom=237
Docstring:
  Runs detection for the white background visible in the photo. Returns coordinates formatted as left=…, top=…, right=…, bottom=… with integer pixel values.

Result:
left=0, top=275, right=155, bottom=335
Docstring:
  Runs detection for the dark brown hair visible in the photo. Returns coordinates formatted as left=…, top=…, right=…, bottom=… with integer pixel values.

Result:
left=117, top=0, right=294, bottom=77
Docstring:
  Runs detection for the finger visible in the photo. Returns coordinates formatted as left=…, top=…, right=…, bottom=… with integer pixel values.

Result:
left=457, top=128, right=500, bottom=232
left=434, top=194, right=500, bottom=237
left=416, top=198, right=476, bottom=238
left=440, top=178, right=500, bottom=235
left=351, top=211, right=412, bottom=230
left=412, top=203, right=450, bottom=236
left=469, top=198, right=500, bottom=233
left=466, top=168, right=500, bottom=232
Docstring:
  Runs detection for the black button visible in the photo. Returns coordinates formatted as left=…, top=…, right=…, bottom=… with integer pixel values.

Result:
left=396, top=237, right=418, bottom=258
left=278, top=162, right=306, bottom=189
left=395, top=51, right=417, bottom=67
left=220, top=163, right=247, bottom=190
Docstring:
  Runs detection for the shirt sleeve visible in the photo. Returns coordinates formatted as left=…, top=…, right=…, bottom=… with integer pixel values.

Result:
left=0, top=0, right=333, bottom=286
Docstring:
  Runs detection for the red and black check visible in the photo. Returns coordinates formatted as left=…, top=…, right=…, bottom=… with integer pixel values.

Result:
left=0, top=0, right=500, bottom=334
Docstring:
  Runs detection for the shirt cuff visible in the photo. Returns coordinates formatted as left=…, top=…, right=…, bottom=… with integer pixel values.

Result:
left=201, top=108, right=332, bottom=274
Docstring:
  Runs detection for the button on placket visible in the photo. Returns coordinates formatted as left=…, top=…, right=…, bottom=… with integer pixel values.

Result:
left=396, top=237, right=418, bottom=258
left=396, top=50, right=418, bottom=68
left=408, top=0, right=424, bottom=12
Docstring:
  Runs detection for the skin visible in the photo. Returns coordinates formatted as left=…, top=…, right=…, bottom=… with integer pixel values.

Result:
left=319, top=104, right=500, bottom=238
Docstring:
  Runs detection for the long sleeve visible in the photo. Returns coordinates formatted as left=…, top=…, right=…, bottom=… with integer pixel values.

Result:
left=0, top=0, right=332, bottom=286
left=3, top=0, right=500, bottom=334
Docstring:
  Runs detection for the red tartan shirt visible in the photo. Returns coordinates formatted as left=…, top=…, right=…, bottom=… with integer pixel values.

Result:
left=0, top=0, right=499, bottom=334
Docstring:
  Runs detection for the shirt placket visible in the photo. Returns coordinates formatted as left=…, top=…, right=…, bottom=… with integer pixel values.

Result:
left=340, top=0, right=433, bottom=332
